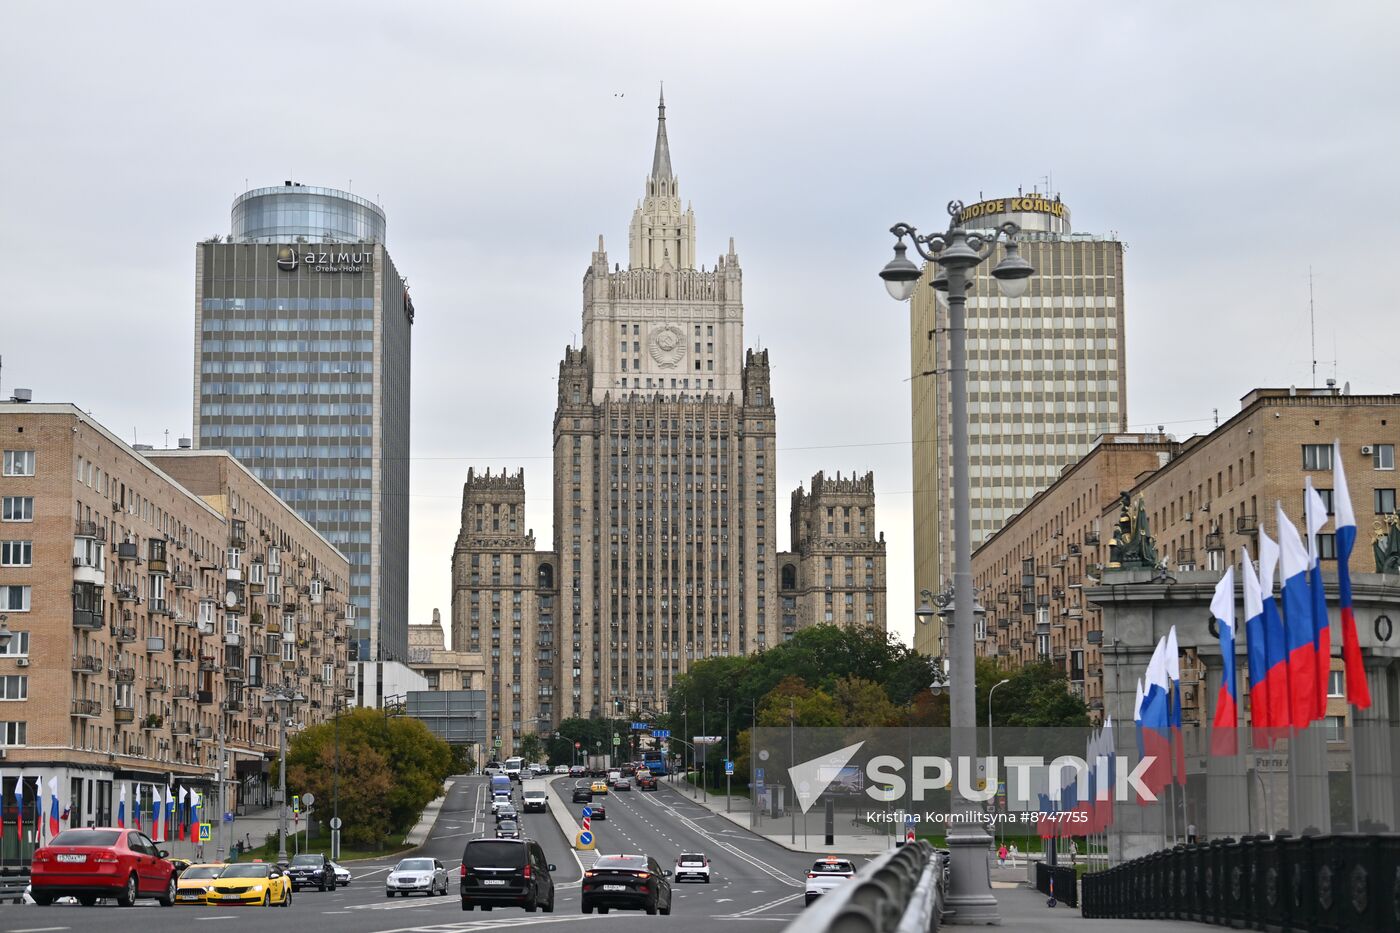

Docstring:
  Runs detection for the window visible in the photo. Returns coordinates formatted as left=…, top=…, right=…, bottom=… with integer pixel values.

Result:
left=2, top=451, right=34, bottom=476
left=1328, top=669, right=1345, bottom=698
left=1372, top=442, right=1394, bottom=473
left=1325, top=715, right=1346, bottom=742
left=1376, top=488, right=1397, bottom=515
left=1317, top=533, right=1337, bottom=560
left=1302, top=444, right=1332, bottom=471
left=0, top=633, right=28, bottom=657
left=0, top=722, right=25, bottom=746
left=0, top=586, right=30, bottom=612
left=1310, top=488, right=1334, bottom=515
left=0, top=541, right=31, bottom=566
left=0, top=676, right=27, bottom=700
left=1, top=497, right=33, bottom=522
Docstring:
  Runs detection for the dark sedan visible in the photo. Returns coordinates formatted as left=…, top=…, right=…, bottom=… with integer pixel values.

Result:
left=582, top=854, right=672, bottom=915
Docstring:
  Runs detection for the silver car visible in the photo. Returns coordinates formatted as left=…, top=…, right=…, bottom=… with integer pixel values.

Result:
left=386, top=857, right=450, bottom=897
left=330, top=861, right=352, bottom=885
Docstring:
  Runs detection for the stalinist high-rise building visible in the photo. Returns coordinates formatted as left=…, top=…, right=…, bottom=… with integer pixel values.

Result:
left=433, top=93, right=887, bottom=749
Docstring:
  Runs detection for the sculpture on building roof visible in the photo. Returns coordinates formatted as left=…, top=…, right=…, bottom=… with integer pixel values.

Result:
left=1374, top=513, right=1400, bottom=573
left=1107, top=491, right=1158, bottom=570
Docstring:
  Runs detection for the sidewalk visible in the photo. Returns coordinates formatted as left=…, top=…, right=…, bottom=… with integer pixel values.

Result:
left=670, top=777, right=893, bottom=855
left=404, top=782, right=453, bottom=847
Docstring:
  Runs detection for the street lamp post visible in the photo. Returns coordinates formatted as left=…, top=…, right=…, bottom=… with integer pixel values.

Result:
left=883, top=202, right=1033, bottom=925
left=261, top=685, right=304, bottom=866
left=988, top=678, right=1010, bottom=850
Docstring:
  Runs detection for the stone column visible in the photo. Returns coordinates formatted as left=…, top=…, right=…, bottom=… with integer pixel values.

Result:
left=1287, top=725, right=1331, bottom=835
left=1352, top=659, right=1397, bottom=831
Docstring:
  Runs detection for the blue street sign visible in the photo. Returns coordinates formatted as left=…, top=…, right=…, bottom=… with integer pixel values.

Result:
left=578, top=830, right=594, bottom=847
left=581, top=806, right=592, bottom=819
left=631, top=721, right=649, bottom=731
left=223, top=812, right=234, bottom=823
left=651, top=729, right=671, bottom=739
left=755, top=767, right=765, bottom=784
left=725, top=760, right=734, bottom=776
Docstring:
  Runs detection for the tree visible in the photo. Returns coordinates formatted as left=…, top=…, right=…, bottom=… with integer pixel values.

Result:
left=976, top=659, right=1091, bottom=729
left=517, top=733, right=545, bottom=764
left=283, top=708, right=454, bottom=849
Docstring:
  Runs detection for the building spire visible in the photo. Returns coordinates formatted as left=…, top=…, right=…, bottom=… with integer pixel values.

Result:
left=651, top=83, right=672, bottom=180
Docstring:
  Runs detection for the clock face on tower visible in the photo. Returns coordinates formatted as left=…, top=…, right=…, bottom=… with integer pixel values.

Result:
left=649, top=324, right=686, bottom=368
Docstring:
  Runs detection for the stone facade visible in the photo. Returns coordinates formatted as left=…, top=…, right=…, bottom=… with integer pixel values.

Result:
left=910, top=210, right=1128, bottom=656
left=0, top=402, right=350, bottom=828
left=779, top=471, right=887, bottom=634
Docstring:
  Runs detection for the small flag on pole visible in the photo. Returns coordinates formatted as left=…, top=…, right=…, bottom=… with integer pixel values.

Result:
left=1257, top=526, right=1292, bottom=735
left=1277, top=502, right=1319, bottom=728
left=48, top=777, right=60, bottom=837
left=1333, top=440, right=1371, bottom=708
left=1304, top=477, right=1332, bottom=720
left=117, top=784, right=126, bottom=828
left=1210, top=565, right=1238, bottom=756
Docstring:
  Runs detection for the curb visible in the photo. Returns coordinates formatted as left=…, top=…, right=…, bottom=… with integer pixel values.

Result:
left=403, top=780, right=454, bottom=847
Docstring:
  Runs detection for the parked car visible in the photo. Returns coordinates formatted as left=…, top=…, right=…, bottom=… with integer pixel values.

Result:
left=674, top=853, right=711, bottom=883
left=495, top=819, right=522, bottom=840
left=30, top=828, right=177, bottom=907
left=330, top=861, right=352, bottom=886
left=174, top=862, right=225, bottom=904
left=210, top=862, right=292, bottom=906
left=581, top=853, right=672, bottom=915
left=460, top=838, right=556, bottom=913
left=804, top=857, right=857, bottom=905
left=286, top=852, right=337, bottom=891
left=386, top=857, right=449, bottom=897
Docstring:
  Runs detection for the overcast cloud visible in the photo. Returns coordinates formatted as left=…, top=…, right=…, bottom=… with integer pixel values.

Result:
left=3, top=1, right=1397, bottom=647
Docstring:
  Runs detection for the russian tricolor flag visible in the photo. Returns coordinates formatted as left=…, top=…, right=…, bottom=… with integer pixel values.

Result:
left=1210, top=565, right=1238, bottom=756
left=14, top=778, right=22, bottom=844
left=1256, top=527, right=1292, bottom=735
left=165, top=787, right=176, bottom=842
left=1277, top=502, right=1319, bottom=728
left=1304, top=477, right=1333, bottom=720
left=133, top=784, right=142, bottom=832
left=117, top=783, right=126, bottom=829
left=1165, top=626, right=1187, bottom=784
left=1138, top=637, right=1173, bottom=800
left=48, top=777, right=60, bottom=837
left=1333, top=440, right=1371, bottom=708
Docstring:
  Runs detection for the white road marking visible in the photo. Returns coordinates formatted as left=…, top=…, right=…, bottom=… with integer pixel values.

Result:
left=718, top=892, right=806, bottom=918
left=8, top=928, right=71, bottom=932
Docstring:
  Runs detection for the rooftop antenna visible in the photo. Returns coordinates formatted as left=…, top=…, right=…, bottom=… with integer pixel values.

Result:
left=1213, top=408, right=1219, bottom=428
left=164, top=429, right=170, bottom=449
left=1309, top=267, right=1317, bottom=388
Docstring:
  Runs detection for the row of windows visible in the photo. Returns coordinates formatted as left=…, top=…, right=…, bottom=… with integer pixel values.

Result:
left=294, top=509, right=372, bottom=523
left=1303, top=443, right=1395, bottom=471
left=0, top=541, right=32, bottom=566
left=274, top=488, right=372, bottom=502
left=257, top=466, right=373, bottom=481
left=619, top=323, right=716, bottom=337
left=205, top=403, right=373, bottom=417
left=202, top=382, right=374, bottom=395
left=225, top=445, right=373, bottom=459
left=202, top=299, right=375, bottom=313
left=202, top=340, right=375, bottom=353
left=201, top=360, right=373, bottom=374
left=202, top=423, right=373, bottom=438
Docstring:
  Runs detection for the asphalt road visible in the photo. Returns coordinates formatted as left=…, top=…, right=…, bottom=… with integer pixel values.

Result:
left=0, top=774, right=866, bottom=933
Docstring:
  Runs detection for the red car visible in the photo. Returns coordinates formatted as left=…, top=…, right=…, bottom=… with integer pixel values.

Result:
left=31, top=827, right=177, bottom=906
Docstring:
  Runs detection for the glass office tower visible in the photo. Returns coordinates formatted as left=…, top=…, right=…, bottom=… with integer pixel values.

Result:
left=194, top=182, right=413, bottom=662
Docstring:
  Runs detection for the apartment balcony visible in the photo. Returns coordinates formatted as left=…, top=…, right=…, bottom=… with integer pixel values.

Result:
left=71, top=654, right=102, bottom=674
left=1084, top=531, right=1100, bottom=546
left=171, top=571, right=193, bottom=590
left=229, top=525, right=247, bottom=549
left=146, top=636, right=166, bottom=653
left=75, top=520, right=106, bottom=542
left=197, top=725, right=213, bottom=739
left=117, top=541, right=139, bottom=562
left=146, top=677, right=168, bottom=694
left=198, top=655, right=217, bottom=672
left=173, top=648, right=195, bottom=664
left=71, top=698, right=102, bottom=718
left=72, top=556, right=105, bottom=587
left=1205, top=531, right=1226, bottom=552
left=1176, top=548, right=1197, bottom=568
left=141, top=714, right=163, bottom=731
left=172, top=684, right=192, bottom=699
left=171, top=720, right=192, bottom=736
left=173, top=612, right=195, bottom=627
left=195, top=690, right=214, bottom=706
left=114, top=667, right=136, bottom=685
left=114, top=626, right=137, bottom=643
left=114, top=585, right=138, bottom=603
left=72, top=605, right=103, bottom=630
left=224, top=664, right=245, bottom=681
left=1236, top=514, right=1258, bottom=535
left=224, top=698, right=244, bottom=713
left=114, top=705, right=135, bottom=724
left=147, top=557, right=167, bottom=575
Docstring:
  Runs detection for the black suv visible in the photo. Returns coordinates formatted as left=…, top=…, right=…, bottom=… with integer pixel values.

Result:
left=461, top=838, right=555, bottom=913
left=286, top=853, right=337, bottom=891
left=571, top=783, right=593, bottom=804
left=581, top=853, right=672, bottom=915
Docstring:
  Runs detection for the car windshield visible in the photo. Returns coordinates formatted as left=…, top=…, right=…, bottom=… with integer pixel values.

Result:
left=220, top=864, right=272, bottom=879
left=50, top=829, right=122, bottom=847
left=397, top=859, right=435, bottom=871
left=812, top=860, right=855, bottom=874
left=464, top=841, right=525, bottom=868
left=595, top=855, right=648, bottom=870
left=679, top=854, right=705, bottom=864
left=498, top=821, right=518, bottom=830
left=181, top=866, right=223, bottom=880
left=291, top=855, right=321, bottom=865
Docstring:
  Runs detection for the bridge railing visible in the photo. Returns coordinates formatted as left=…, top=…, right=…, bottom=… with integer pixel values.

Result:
left=1080, top=832, right=1400, bottom=932
left=782, top=841, right=945, bottom=933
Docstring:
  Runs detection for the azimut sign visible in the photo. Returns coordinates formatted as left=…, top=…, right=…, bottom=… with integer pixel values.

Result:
left=276, top=245, right=373, bottom=274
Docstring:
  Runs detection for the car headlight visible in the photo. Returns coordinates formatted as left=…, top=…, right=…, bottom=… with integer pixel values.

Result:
left=250, top=885, right=264, bottom=893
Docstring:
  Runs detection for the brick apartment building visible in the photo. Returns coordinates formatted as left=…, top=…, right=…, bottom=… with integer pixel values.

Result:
left=0, top=401, right=351, bottom=847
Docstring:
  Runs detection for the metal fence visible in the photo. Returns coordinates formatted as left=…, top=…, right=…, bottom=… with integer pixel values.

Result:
left=782, top=841, right=944, bottom=933
left=1080, top=833, right=1400, bottom=932
left=1035, top=862, right=1078, bottom=908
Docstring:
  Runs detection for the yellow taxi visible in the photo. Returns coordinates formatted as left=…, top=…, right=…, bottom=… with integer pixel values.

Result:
left=208, top=861, right=293, bottom=907
left=174, top=863, right=226, bottom=904
left=591, top=779, right=608, bottom=795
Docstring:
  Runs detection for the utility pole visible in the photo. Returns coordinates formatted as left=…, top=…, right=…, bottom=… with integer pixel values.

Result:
left=215, top=713, right=227, bottom=862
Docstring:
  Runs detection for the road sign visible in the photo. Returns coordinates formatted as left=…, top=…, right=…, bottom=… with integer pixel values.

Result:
left=198, top=822, right=212, bottom=843
left=291, top=795, right=300, bottom=813
left=612, top=734, right=620, bottom=746
left=582, top=816, right=591, bottom=834
left=581, top=806, right=592, bottom=819
left=693, top=736, right=722, bottom=745
left=724, top=760, right=734, bottom=776
left=302, top=792, right=315, bottom=807
left=494, top=737, right=502, bottom=747
left=576, top=830, right=595, bottom=850
left=651, top=729, right=670, bottom=739
left=631, top=722, right=649, bottom=731
left=755, top=767, right=764, bottom=785
left=330, top=817, right=343, bottom=830
left=223, top=812, right=234, bottom=823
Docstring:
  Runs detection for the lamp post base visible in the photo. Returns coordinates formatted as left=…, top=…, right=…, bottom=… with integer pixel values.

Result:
left=943, top=827, right=1001, bottom=925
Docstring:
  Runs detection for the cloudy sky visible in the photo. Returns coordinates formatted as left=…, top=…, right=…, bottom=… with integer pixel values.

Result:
left=3, top=1, right=1397, bottom=647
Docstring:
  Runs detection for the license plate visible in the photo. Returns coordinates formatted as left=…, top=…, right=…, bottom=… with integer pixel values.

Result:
left=222, top=895, right=242, bottom=901
left=481, top=879, right=506, bottom=886
left=56, top=854, right=87, bottom=863
left=604, top=884, right=627, bottom=891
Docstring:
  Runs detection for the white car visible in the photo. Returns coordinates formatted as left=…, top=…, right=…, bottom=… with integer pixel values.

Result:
left=490, top=792, right=512, bottom=814
left=330, top=861, right=352, bottom=885
left=553, top=765, right=569, bottom=774
left=386, top=857, right=450, bottom=897
left=675, top=852, right=711, bottom=883
left=804, top=857, right=856, bottom=905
